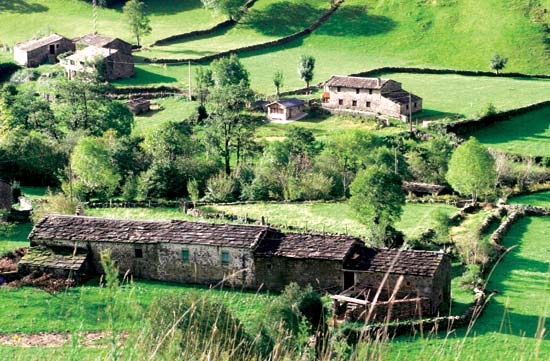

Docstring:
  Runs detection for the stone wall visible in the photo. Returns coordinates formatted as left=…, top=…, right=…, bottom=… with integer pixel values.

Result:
left=255, top=256, right=343, bottom=292
left=353, top=272, right=434, bottom=305
left=345, top=297, right=431, bottom=323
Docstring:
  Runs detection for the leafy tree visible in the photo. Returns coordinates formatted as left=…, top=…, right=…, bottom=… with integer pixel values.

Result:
left=490, top=53, right=508, bottom=74
left=298, top=55, right=315, bottom=90
left=405, top=139, right=452, bottom=184
left=201, top=0, right=247, bottom=21
left=273, top=70, right=284, bottom=96
left=446, top=137, right=497, bottom=203
left=123, top=0, right=151, bottom=46
left=70, top=136, right=121, bottom=198
left=31, top=190, right=78, bottom=223
left=204, top=83, right=255, bottom=175
left=210, top=54, right=250, bottom=87
left=349, top=165, right=405, bottom=245
left=194, top=67, right=214, bottom=105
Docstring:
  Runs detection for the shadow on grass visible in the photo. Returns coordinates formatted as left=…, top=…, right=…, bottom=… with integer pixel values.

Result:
left=315, top=6, right=396, bottom=37
left=416, top=108, right=461, bottom=121
left=0, top=0, right=47, bottom=13
left=115, top=66, right=179, bottom=85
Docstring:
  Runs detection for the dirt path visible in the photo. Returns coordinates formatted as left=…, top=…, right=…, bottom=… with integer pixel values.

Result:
left=0, top=331, right=126, bottom=348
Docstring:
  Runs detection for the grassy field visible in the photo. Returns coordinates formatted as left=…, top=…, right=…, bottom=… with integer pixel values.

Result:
left=0, top=0, right=224, bottom=47
left=510, top=191, right=550, bottom=207
left=470, top=106, right=550, bottom=157
left=0, top=223, right=32, bottom=256
left=139, top=0, right=330, bottom=60
left=385, top=215, right=550, bottom=360
left=0, top=278, right=275, bottom=333
left=115, top=0, right=550, bottom=91
left=133, top=97, right=199, bottom=134
left=209, top=202, right=457, bottom=241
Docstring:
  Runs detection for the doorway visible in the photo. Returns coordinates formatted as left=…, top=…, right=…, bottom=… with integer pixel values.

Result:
left=343, top=271, right=355, bottom=290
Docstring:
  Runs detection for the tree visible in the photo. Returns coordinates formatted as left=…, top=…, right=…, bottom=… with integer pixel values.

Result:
left=349, top=165, right=405, bottom=245
left=70, top=136, right=121, bottom=198
left=211, top=54, right=250, bottom=87
left=446, top=137, right=497, bottom=203
left=194, top=67, right=214, bottom=105
left=490, top=53, right=508, bottom=75
left=123, top=0, right=151, bottom=47
left=298, top=55, right=315, bottom=90
left=201, top=0, right=247, bottom=21
left=273, top=70, right=284, bottom=96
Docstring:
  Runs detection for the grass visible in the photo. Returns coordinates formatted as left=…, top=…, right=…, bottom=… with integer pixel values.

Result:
left=0, top=223, right=32, bottom=256
left=0, top=0, right=224, bottom=47
left=470, top=106, right=550, bottom=157
left=450, top=209, right=493, bottom=265
left=510, top=191, right=550, bottom=207
left=20, top=186, right=49, bottom=200
left=0, top=278, right=275, bottom=333
left=138, top=0, right=330, bottom=60
left=385, top=216, right=550, bottom=360
left=133, top=97, right=199, bottom=135
left=209, top=201, right=457, bottom=241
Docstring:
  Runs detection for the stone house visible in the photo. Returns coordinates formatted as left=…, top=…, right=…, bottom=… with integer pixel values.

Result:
left=266, top=98, right=307, bottom=122
left=61, top=34, right=134, bottom=80
left=14, top=34, right=75, bottom=67
left=27, top=215, right=451, bottom=319
left=322, top=75, right=422, bottom=121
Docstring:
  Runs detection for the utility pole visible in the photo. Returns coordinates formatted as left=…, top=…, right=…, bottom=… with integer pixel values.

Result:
left=188, top=60, right=192, bottom=101
left=92, top=0, right=98, bottom=34
left=408, top=92, right=413, bottom=135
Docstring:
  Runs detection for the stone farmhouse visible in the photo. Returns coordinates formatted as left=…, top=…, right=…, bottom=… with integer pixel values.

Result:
left=14, top=34, right=75, bottom=67
left=25, top=215, right=451, bottom=320
left=322, top=75, right=422, bottom=121
left=61, top=34, right=135, bottom=80
left=266, top=98, right=307, bottom=122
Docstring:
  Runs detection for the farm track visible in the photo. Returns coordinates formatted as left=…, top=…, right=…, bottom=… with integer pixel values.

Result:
left=0, top=331, right=127, bottom=348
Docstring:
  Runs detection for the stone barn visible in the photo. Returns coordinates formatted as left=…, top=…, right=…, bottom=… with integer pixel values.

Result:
left=27, top=215, right=451, bottom=320
left=75, top=34, right=133, bottom=55
left=266, top=98, right=307, bottom=122
left=61, top=46, right=134, bottom=81
left=14, top=34, right=75, bottom=67
left=322, top=75, right=422, bottom=121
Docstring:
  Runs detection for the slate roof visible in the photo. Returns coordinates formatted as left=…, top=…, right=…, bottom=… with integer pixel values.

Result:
left=30, top=215, right=270, bottom=248
left=383, top=90, right=422, bottom=105
left=18, top=247, right=87, bottom=271
left=325, top=75, right=390, bottom=89
left=346, top=248, right=446, bottom=277
left=66, top=46, right=116, bottom=62
left=268, top=98, right=305, bottom=108
left=15, top=34, right=66, bottom=52
left=255, top=232, right=361, bottom=261
left=77, top=33, right=116, bottom=48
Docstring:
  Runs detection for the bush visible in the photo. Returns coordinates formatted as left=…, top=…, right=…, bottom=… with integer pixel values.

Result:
left=10, top=68, right=40, bottom=84
left=286, top=172, right=333, bottom=201
left=121, top=175, right=138, bottom=201
left=460, top=264, right=481, bottom=289
left=203, top=172, right=235, bottom=202
left=31, top=190, right=78, bottom=223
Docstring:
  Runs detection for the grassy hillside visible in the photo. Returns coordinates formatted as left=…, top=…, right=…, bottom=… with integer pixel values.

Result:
left=0, top=0, right=223, bottom=47
left=471, top=105, right=550, bottom=157
left=116, top=0, right=550, bottom=91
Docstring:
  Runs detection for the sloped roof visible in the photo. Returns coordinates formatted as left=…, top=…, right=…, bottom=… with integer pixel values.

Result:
left=18, top=246, right=87, bottom=271
left=346, top=248, right=446, bottom=277
left=255, top=231, right=361, bottom=261
left=383, top=90, right=422, bottom=105
left=15, top=34, right=66, bottom=52
left=66, top=46, right=116, bottom=62
left=30, top=215, right=270, bottom=248
left=77, top=33, right=114, bottom=47
left=267, top=98, right=305, bottom=108
left=325, top=75, right=390, bottom=89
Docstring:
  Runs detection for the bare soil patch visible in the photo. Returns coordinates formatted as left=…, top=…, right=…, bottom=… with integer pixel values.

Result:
left=0, top=331, right=127, bottom=348
left=0, top=248, right=27, bottom=272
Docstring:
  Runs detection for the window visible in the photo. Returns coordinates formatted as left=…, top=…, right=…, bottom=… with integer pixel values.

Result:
left=181, top=249, right=189, bottom=263
left=366, top=101, right=371, bottom=108
left=355, top=88, right=360, bottom=94
left=352, top=100, right=357, bottom=107
left=134, top=248, right=143, bottom=258
left=338, top=99, right=343, bottom=106
left=414, top=102, right=417, bottom=108
left=221, top=251, right=230, bottom=265
left=337, top=86, right=341, bottom=92
left=369, top=89, right=373, bottom=95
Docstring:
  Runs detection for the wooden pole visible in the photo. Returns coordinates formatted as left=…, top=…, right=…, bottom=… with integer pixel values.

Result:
left=188, top=60, right=192, bottom=101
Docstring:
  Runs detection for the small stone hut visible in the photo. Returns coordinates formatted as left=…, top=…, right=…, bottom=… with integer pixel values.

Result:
left=125, top=98, right=151, bottom=115
left=14, top=34, right=75, bottom=67
left=267, top=98, right=307, bottom=122
left=322, top=75, right=422, bottom=121
left=27, top=215, right=451, bottom=319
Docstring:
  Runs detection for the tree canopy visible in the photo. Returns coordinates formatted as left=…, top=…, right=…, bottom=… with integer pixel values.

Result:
left=446, top=137, right=496, bottom=203
left=298, top=55, right=315, bottom=89
left=123, top=0, right=151, bottom=46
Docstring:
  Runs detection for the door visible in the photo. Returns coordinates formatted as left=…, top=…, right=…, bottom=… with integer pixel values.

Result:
left=343, top=271, right=355, bottom=290
left=49, top=44, right=55, bottom=54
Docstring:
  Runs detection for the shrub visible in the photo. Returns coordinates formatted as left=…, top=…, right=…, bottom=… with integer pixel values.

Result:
left=460, top=264, right=481, bottom=289
left=31, top=190, right=78, bottom=223
left=286, top=172, right=333, bottom=201
left=204, top=172, right=235, bottom=202
left=9, top=68, right=39, bottom=84
left=121, top=175, right=139, bottom=201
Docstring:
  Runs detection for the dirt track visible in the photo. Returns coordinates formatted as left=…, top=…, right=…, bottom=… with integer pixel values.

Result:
left=0, top=331, right=126, bottom=348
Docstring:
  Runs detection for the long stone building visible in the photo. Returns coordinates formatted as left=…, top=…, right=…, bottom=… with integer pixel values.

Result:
left=322, top=75, right=422, bottom=121
left=25, top=215, right=451, bottom=319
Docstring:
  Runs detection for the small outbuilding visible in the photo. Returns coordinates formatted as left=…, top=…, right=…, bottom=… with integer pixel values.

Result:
left=61, top=45, right=135, bottom=80
left=125, top=98, right=151, bottom=115
left=267, top=98, right=307, bottom=122
left=14, top=34, right=75, bottom=67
